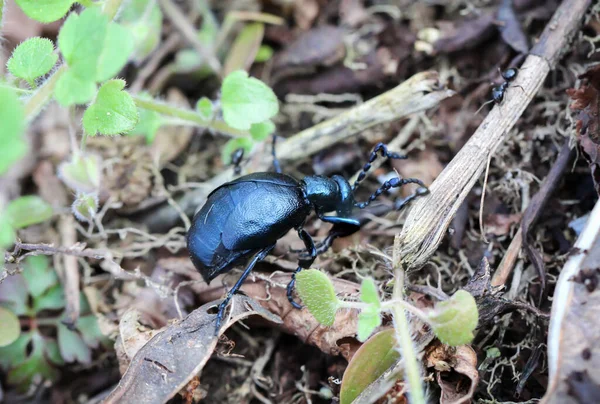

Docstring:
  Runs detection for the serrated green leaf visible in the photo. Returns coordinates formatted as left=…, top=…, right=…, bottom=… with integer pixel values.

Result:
left=96, top=22, right=135, bottom=82
left=255, top=45, right=274, bottom=62
left=196, top=97, right=213, bottom=120
left=58, top=154, right=102, bottom=193
left=22, top=256, right=58, bottom=298
left=57, top=323, right=91, bottom=363
left=118, top=0, right=163, bottom=61
left=0, top=307, right=21, bottom=347
left=221, top=70, right=278, bottom=130
left=221, top=137, right=254, bottom=165
left=295, top=269, right=340, bottom=326
left=359, top=277, right=381, bottom=308
left=33, top=285, right=65, bottom=313
left=340, top=329, right=400, bottom=404
left=83, top=79, right=139, bottom=136
left=223, top=23, right=264, bottom=75
left=429, top=290, right=478, bottom=346
left=249, top=120, right=275, bottom=141
left=15, top=0, right=77, bottom=23
left=357, top=307, right=381, bottom=342
left=58, top=8, right=109, bottom=80
left=7, top=37, right=58, bottom=84
left=45, top=340, right=64, bottom=365
left=0, top=87, right=27, bottom=175
left=6, top=196, right=53, bottom=229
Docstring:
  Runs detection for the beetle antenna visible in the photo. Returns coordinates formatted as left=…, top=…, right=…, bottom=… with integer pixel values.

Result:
left=355, top=177, right=425, bottom=209
left=475, top=99, right=494, bottom=115
left=353, top=143, right=407, bottom=191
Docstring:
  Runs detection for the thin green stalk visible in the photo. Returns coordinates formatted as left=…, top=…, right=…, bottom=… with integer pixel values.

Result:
left=132, top=95, right=246, bottom=136
left=24, top=65, right=67, bottom=120
left=391, top=236, right=425, bottom=404
left=0, top=82, right=33, bottom=95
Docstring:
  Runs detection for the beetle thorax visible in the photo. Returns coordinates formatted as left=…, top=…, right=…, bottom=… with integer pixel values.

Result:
left=302, top=175, right=355, bottom=216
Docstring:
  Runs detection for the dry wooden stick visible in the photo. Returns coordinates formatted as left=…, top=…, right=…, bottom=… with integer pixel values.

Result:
left=397, top=0, right=592, bottom=270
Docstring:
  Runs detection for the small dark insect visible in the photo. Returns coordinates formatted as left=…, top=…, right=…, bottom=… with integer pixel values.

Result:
left=187, top=140, right=429, bottom=333
left=476, top=67, right=520, bottom=114
left=230, top=148, right=245, bottom=175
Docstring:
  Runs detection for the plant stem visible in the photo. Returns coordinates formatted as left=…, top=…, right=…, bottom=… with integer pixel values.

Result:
left=102, top=0, right=124, bottom=19
left=24, top=65, right=67, bottom=121
left=338, top=300, right=368, bottom=310
left=381, top=299, right=428, bottom=323
left=0, top=82, right=33, bottom=94
left=131, top=95, right=246, bottom=136
left=391, top=235, right=425, bottom=404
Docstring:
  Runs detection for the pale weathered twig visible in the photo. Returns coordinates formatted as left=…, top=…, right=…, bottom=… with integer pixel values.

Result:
left=397, top=0, right=592, bottom=270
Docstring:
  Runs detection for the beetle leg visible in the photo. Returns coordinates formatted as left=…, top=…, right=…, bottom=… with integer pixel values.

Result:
left=272, top=134, right=282, bottom=174
left=214, top=244, right=275, bottom=335
left=355, top=177, right=427, bottom=209
left=394, top=186, right=430, bottom=211
left=287, top=229, right=316, bottom=309
left=353, top=143, right=408, bottom=191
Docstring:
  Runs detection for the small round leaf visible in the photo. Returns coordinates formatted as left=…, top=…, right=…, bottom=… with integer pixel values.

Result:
left=221, top=70, right=278, bottom=130
left=295, top=269, right=340, bottom=326
left=15, top=0, right=77, bottom=23
left=71, top=192, right=99, bottom=223
left=428, top=290, right=478, bottom=346
left=7, top=37, right=58, bottom=84
left=196, top=97, right=213, bottom=120
left=58, top=154, right=102, bottom=193
left=0, top=308, right=21, bottom=347
left=359, top=277, right=381, bottom=308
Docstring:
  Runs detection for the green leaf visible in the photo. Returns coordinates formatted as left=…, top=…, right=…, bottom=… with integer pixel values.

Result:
left=57, top=324, right=91, bottom=363
left=197, top=2, right=218, bottom=46
left=0, top=333, right=31, bottom=369
left=118, top=0, right=163, bottom=61
left=54, top=68, right=97, bottom=106
left=6, top=196, right=53, bottom=229
left=255, top=45, right=274, bottom=62
left=131, top=107, right=163, bottom=143
left=71, top=192, right=99, bottom=223
left=7, top=37, right=58, bottom=84
left=7, top=332, right=59, bottom=391
left=83, top=79, right=139, bottom=136
left=76, top=315, right=107, bottom=348
left=340, top=329, right=401, bottom=404
left=223, top=23, right=265, bottom=75
left=58, top=154, right=102, bottom=193
left=23, top=256, right=58, bottom=298
left=221, top=70, right=278, bottom=130
left=428, top=290, right=479, bottom=346
left=58, top=8, right=109, bottom=80
left=295, top=269, right=340, bottom=326
left=249, top=120, right=275, bottom=141
left=15, top=0, right=77, bottom=23
left=0, top=87, right=27, bottom=175
left=0, top=212, right=15, bottom=249
left=195, top=97, right=213, bottom=120
left=357, top=306, right=381, bottom=342
left=96, top=22, right=135, bottom=82
left=359, top=277, right=381, bottom=308
left=33, top=285, right=65, bottom=313
left=0, top=308, right=21, bottom=347
left=221, top=137, right=254, bottom=165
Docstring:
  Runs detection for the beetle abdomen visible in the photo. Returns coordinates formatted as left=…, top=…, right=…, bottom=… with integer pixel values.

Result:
left=187, top=173, right=311, bottom=282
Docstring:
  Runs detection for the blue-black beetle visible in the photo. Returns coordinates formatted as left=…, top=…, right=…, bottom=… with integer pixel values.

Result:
left=187, top=142, right=428, bottom=333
